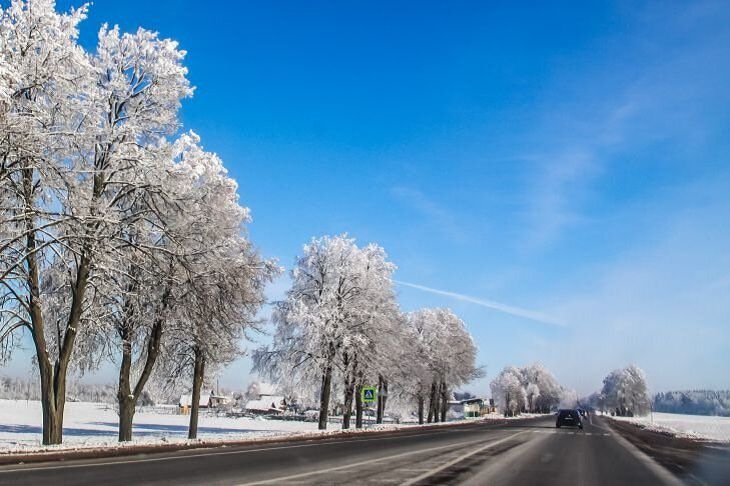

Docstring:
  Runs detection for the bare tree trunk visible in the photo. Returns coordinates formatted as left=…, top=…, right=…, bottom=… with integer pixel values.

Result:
left=118, top=397, right=135, bottom=442
left=31, top=270, right=63, bottom=444
left=25, top=191, right=75, bottom=442
left=116, top=317, right=163, bottom=441
left=318, top=363, right=333, bottom=430
left=115, top=282, right=169, bottom=441
left=427, top=381, right=437, bottom=423
left=341, top=352, right=353, bottom=430
left=342, top=374, right=354, bottom=430
left=188, top=346, right=206, bottom=439
left=117, top=319, right=135, bottom=442
left=355, top=383, right=363, bottom=429
left=376, top=375, right=384, bottom=424
left=440, top=381, right=448, bottom=422
left=37, top=362, right=62, bottom=445
left=117, top=341, right=135, bottom=442
left=417, top=394, right=425, bottom=425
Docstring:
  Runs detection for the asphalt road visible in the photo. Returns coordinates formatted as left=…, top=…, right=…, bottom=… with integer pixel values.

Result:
left=0, top=415, right=703, bottom=485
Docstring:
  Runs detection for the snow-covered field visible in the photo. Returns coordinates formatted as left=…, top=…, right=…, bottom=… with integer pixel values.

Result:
left=0, top=399, right=323, bottom=453
left=0, top=400, right=518, bottom=453
left=612, top=412, right=730, bottom=442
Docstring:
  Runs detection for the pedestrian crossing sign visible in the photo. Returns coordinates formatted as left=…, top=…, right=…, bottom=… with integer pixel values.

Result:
left=362, top=386, right=377, bottom=403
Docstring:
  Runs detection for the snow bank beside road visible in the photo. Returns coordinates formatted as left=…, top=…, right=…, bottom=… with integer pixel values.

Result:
left=0, top=400, right=530, bottom=454
left=612, top=412, right=730, bottom=442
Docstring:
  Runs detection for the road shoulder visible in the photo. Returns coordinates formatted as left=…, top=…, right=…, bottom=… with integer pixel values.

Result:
left=0, top=416, right=542, bottom=467
left=606, top=417, right=730, bottom=485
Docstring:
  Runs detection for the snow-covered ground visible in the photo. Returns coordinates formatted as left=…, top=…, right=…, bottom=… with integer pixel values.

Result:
left=612, top=412, right=730, bottom=442
left=0, top=399, right=323, bottom=453
left=0, top=400, right=521, bottom=454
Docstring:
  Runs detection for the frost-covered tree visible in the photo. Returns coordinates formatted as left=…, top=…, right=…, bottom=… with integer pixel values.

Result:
left=335, top=244, right=400, bottom=430
left=491, top=363, right=563, bottom=416
left=404, top=308, right=480, bottom=423
left=147, top=135, right=276, bottom=440
left=526, top=383, right=540, bottom=413
left=653, top=390, right=730, bottom=417
left=491, top=366, right=526, bottom=417
left=0, top=0, right=96, bottom=446
left=399, top=311, right=435, bottom=424
left=254, top=235, right=398, bottom=430
left=520, top=363, right=561, bottom=413
left=95, top=132, right=273, bottom=441
left=0, top=0, right=192, bottom=444
left=601, top=364, right=651, bottom=416
left=0, top=0, right=273, bottom=446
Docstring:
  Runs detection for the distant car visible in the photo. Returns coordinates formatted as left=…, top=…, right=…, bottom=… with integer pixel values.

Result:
left=556, top=409, right=583, bottom=429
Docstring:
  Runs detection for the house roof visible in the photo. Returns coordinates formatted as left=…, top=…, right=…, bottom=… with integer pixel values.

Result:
left=461, top=397, right=488, bottom=405
left=245, top=395, right=285, bottom=411
left=179, top=394, right=210, bottom=407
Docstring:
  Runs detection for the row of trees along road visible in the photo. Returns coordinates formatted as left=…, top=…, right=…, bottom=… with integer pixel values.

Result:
left=0, top=1, right=277, bottom=444
left=254, top=235, right=482, bottom=430
left=490, top=363, right=564, bottom=417
left=0, top=1, right=481, bottom=442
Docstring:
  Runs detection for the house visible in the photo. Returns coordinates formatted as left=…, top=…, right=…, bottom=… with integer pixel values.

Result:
left=179, top=392, right=211, bottom=414
left=245, top=394, right=287, bottom=415
left=210, top=393, right=231, bottom=408
left=178, top=389, right=233, bottom=414
left=462, top=398, right=496, bottom=417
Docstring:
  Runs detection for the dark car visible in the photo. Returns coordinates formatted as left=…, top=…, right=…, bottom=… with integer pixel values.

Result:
left=556, top=409, right=583, bottom=429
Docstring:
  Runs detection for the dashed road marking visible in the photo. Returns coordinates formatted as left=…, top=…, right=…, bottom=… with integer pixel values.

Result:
left=238, top=435, right=505, bottom=485
left=0, top=425, right=493, bottom=475
left=400, top=431, right=527, bottom=486
left=529, top=430, right=611, bottom=437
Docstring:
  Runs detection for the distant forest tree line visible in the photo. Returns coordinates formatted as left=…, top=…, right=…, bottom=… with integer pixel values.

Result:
left=1, top=375, right=114, bottom=403
left=653, top=390, right=730, bottom=417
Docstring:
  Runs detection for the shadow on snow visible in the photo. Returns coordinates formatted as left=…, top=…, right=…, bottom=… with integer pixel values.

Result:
left=0, top=423, right=279, bottom=438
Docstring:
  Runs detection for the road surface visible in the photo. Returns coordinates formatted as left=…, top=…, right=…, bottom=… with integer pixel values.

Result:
left=0, top=415, right=719, bottom=485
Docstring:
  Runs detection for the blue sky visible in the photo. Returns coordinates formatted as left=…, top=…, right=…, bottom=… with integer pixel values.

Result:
left=6, top=1, right=730, bottom=395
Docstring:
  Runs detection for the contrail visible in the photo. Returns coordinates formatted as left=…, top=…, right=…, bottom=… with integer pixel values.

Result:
left=394, top=280, right=565, bottom=327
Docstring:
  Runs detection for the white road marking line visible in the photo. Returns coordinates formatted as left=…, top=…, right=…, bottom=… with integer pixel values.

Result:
left=236, top=436, right=503, bottom=486
left=0, top=426, right=493, bottom=474
left=400, top=431, right=527, bottom=486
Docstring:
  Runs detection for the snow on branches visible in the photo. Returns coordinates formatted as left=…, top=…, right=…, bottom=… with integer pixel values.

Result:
left=0, top=0, right=272, bottom=444
left=255, top=235, right=481, bottom=430
left=601, top=364, right=651, bottom=416
left=490, top=363, right=564, bottom=416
